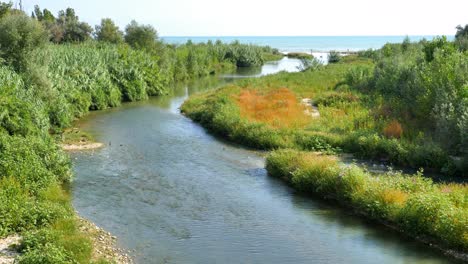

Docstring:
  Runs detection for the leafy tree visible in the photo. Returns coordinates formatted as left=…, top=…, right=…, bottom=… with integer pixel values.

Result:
left=0, top=1, right=12, bottom=19
left=32, top=5, right=55, bottom=23
left=401, top=36, right=411, bottom=51
left=422, top=36, right=455, bottom=62
left=32, top=4, right=42, bottom=20
left=42, top=9, right=55, bottom=23
left=455, top=24, right=468, bottom=39
left=455, top=24, right=468, bottom=51
left=55, top=8, right=92, bottom=43
left=0, top=12, right=48, bottom=71
left=95, top=18, right=123, bottom=44
left=124, top=20, right=158, bottom=50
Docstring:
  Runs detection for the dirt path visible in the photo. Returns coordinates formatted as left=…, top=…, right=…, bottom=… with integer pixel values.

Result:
left=301, top=98, right=320, bottom=117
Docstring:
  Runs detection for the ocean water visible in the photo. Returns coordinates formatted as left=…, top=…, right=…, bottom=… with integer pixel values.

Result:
left=162, top=36, right=453, bottom=53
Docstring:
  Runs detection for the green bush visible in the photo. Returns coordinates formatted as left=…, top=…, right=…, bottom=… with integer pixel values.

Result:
left=0, top=12, right=48, bottom=71
left=328, top=51, right=341, bottom=63
left=19, top=219, right=92, bottom=264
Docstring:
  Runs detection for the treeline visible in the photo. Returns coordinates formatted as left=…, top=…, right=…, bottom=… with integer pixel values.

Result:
left=0, top=2, right=281, bottom=263
left=349, top=34, right=467, bottom=171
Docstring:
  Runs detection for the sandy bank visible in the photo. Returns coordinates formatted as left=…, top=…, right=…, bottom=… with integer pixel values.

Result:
left=62, top=142, right=104, bottom=151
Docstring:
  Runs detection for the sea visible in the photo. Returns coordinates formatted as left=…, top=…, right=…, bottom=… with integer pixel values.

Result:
left=161, top=36, right=454, bottom=53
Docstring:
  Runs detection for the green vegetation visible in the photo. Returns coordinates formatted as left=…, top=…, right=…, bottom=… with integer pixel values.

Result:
left=0, top=12, right=48, bottom=71
left=0, top=2, right=281, bottom=263
left=182, top=39, right=467, bottom=176
left=455, top=24, right=468, bottom=51
left=287, top=52, right=313, bottom=59
left=266, top=149, right=467, bottom=252
left=94, top=18, right=124, bottom=44
left=181, top=35, right=468, bottom=256
left=327, top=50, right=341, bottom=63
left=124, top=20, right=159, bottom=50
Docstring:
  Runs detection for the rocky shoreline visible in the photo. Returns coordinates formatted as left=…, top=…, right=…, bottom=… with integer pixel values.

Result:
left=77, top=217, right=133, bottom=264
left=0, top=235, right=21, bottom=264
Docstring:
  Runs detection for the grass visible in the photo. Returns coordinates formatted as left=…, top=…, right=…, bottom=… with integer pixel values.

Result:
left=266, top=149, right=468, bottom=253
left=287, top=52, right=313, bottom=59
left=236, top=88, right=310, bottom=129
left=263, top=52, right=284, bottom=61
left=182, top=55, right=462, bottom=175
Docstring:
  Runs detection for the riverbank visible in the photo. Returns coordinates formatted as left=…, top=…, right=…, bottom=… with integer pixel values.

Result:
left=77, top=217, right=132, bottom=263
left=60, top=128, right=104, bottom=151
left=181, top=49, right=467, bottom=259
left=266, top=150, right=467, bottom=261
left=0, top=7, right=284, bottom=261
left=0, top=217, right=132, bottom=264
left=181, top=54, right=466, bottom=175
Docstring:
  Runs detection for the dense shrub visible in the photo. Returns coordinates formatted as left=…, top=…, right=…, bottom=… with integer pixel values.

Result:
left=328, top=50, right=341, bottom=63
left=383, top=120, right=403, bottom=139
left=19, top=219, right=92, bottom=264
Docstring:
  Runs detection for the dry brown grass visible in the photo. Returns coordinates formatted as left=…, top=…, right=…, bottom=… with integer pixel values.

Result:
left=383, top=120, right=403, bottom=139
left=236, top=88, right=310, bottom=128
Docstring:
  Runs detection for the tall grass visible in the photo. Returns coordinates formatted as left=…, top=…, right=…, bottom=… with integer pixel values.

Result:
left=266, top=149, right=468, bottom=253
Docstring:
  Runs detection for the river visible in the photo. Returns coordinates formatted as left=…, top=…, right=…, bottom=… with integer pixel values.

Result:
left=71, top=58, right=456, bottom=264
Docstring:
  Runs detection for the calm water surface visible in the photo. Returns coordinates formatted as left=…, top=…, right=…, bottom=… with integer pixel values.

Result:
left=72, top=59, right=455, bottom=264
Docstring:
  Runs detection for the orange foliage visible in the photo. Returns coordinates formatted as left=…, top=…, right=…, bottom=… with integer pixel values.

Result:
left=236, top=88, right=309, bottom=128
left=383, top=120, right=403, bottom=139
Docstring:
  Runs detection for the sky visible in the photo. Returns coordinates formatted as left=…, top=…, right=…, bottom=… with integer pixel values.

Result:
left=18, top=0, right=468, bottom=36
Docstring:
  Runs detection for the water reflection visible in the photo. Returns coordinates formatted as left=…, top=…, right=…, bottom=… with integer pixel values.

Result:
left=221, top=57, right=301, bottom=79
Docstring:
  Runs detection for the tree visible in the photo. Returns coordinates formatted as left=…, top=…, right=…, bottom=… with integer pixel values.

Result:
left=32, top=5, right=55, bottom=23
left=0, top=12, right=48, bottom=71
left=32, top=4, right=43, bottom=20
left=0, top=1, right=12, bottom=19
left=55, top=8, right=92, bottom=43
left=455, top=24, right=468, bottom=39
left=42, top=9, right=55, bottom=23
left=422, top=36, right=455, bottom=62
left=124, top=20, right=158, bottom=50
left=95, top=18, right=123, bottom=44
left=455, top=24, right=468, bottom=51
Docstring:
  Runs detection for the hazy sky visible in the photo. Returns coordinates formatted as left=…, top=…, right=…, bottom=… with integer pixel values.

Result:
left=20, top=0, right=467, bottom=36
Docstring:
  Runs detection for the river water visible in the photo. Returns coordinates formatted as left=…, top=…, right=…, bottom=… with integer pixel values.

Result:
left=71, top=59, right=455, bottom=264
